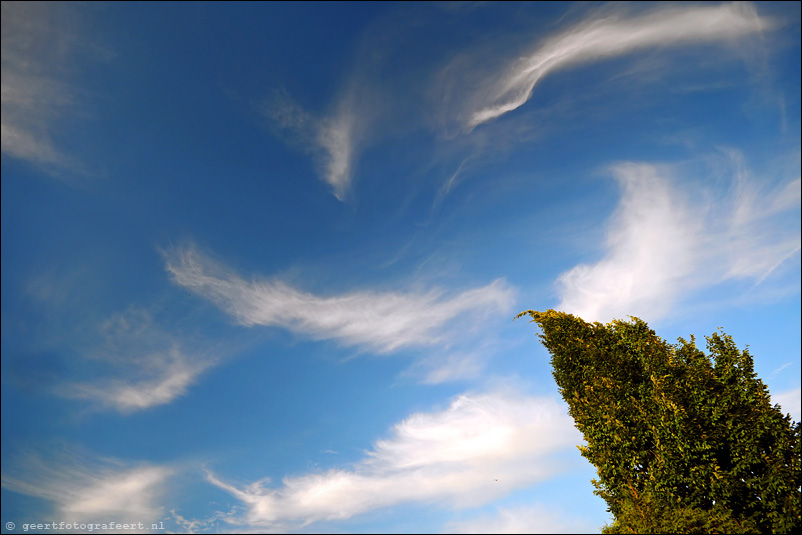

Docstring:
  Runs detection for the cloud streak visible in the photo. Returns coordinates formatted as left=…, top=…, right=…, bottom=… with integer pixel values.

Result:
left=206, top=392, right=580, bottom=530
left=63, top=345, right=212, bottom=413
left=465, top=2, right=769, bottom=130
left=24, top=297, right=218, bottom=413
left=316, top=101, right=359, bottom=201
left=2, top=2, right=71, bottom=167
left=556, top=154, right=800, bottom=322
left=165, top=245, right=515, bottom=353
left=261, top=89, right=362, bottom=201
left=1, top=2, right=104, bottom=174
left=2, top=452, right=172, bottom=530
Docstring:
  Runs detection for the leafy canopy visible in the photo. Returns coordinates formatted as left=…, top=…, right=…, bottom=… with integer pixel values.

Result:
left=517, top=309, right=801, bottom=534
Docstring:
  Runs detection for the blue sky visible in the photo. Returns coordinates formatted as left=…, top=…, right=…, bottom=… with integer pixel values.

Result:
left=1, top=1, right=800, bottom=533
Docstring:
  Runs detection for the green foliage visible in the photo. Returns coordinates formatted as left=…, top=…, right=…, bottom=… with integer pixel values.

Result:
left=516, top=309, right=801, bottom=534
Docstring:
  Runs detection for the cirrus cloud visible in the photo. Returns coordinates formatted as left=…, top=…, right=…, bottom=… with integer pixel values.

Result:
left=464, top=2, right=770, bottom=130
left=556, top=154, right=800, bottom=322
left=206, top=391, right=580, bottom=530
left=165, top=245, right=515, bottom=353
left=1, top=452, right=172, bottom=531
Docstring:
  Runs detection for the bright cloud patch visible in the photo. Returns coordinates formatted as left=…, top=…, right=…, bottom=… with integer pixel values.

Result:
left=466, top=2, right=768, bottom=129
left=556, top=156, right=801, bottom=322
left=557, top=162, right=698, bottom=322
left=1, top=453, right=172, bottom=530
left=207, top=392, right=580, bottom=529
left=165, top=245, right=515, bottom=353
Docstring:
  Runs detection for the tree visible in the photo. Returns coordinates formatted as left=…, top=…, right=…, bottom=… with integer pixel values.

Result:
left=516, top=309, right=801, bottom=533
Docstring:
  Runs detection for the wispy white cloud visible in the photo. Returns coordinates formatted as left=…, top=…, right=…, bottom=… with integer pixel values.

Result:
left=169, top=508, right=236, bottom=534
left=1, top=452, right=172, bottom=530
left=260, top=88, right=363, bottom=201
left=1, top=2, right=70, bottom=167
left=770, top=362, right=793, bottom=377
left=556, top=162, right=699, bottom=322
left=1, top=2, right=104, bottom=174
left=261, top=4, right=454, bottom=202
left=721, top=150, right=801, bottom=282
left=463, top=2, right=769, bottom=130
left=165, top=245, right=515, bottom=353
left=773, top=387, right=801, bottom=422
left=63, top=344, right=212, bottom=413
left=316, top=102, right=359, bottom=201
left=416, top=352, right=486, bottom=385
left=206, top=392, right=580, bottom=530
left=443, top=503, right=601, bottom=534
left=406, top=332, right=516, bottom=385
left=556, top=154, right=800, bottom=322
left=431, top=157, right=475, bottom=211
left=20, top=292, right=218, bottom=413
left=61, top=307, right=218, bottom=413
